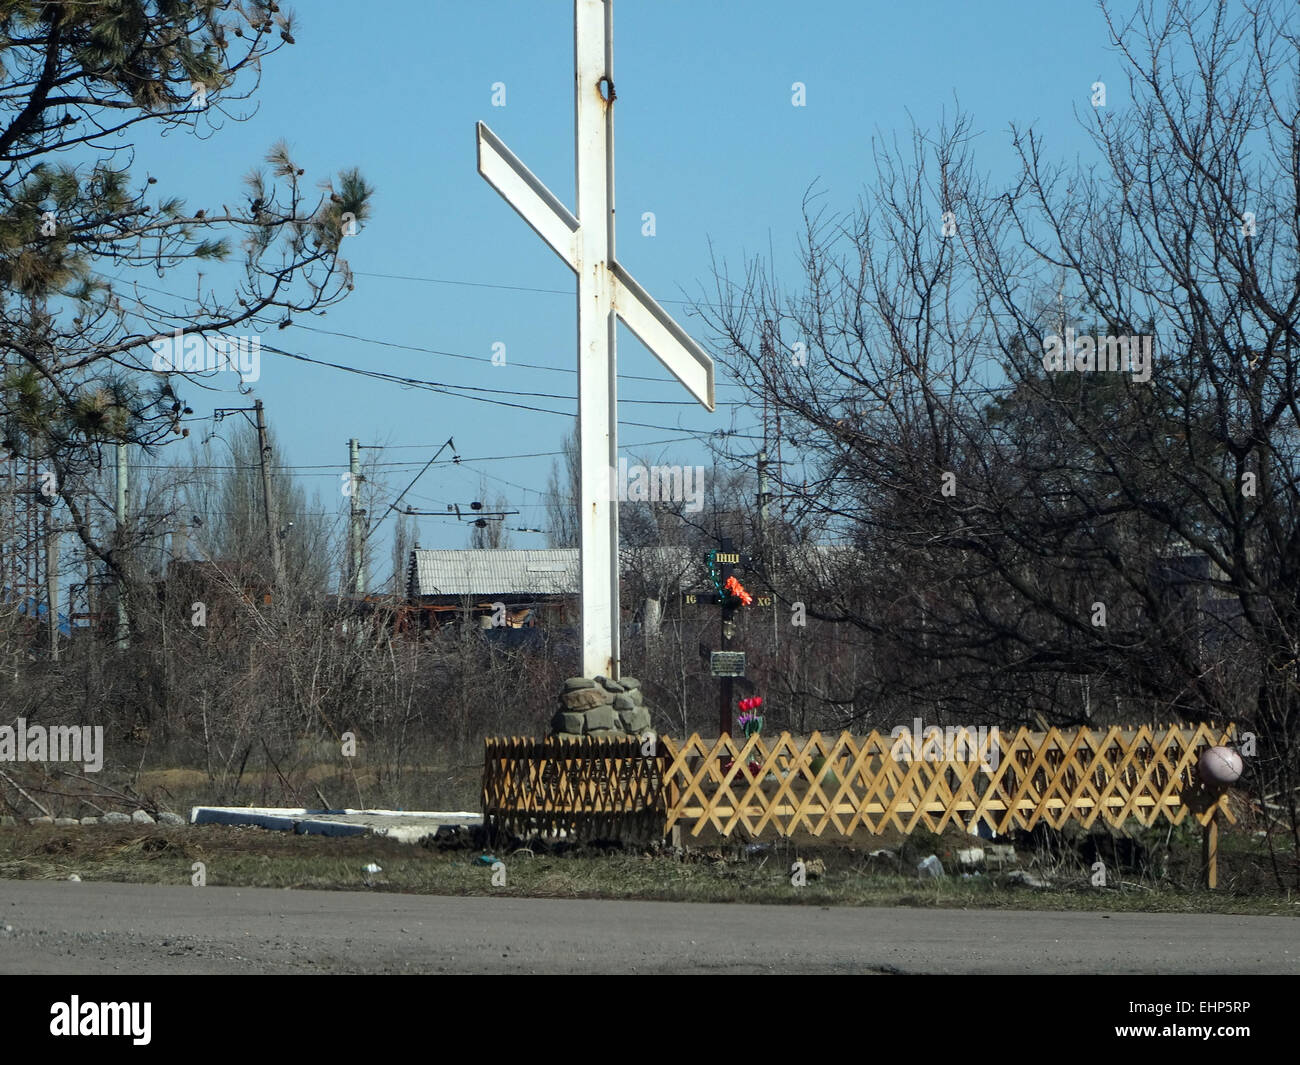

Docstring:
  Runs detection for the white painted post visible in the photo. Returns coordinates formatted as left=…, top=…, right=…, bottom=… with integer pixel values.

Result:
left=574, top=0, right=618, bottom=679
left=475, top=0, right=715, bottom=680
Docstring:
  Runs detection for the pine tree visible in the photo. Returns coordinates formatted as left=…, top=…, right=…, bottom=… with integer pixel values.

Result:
left=0, top=1, right=371, bottom=590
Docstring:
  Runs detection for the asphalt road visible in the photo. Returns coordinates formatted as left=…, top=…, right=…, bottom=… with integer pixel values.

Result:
left=0, top=880, right=1295, bottom=974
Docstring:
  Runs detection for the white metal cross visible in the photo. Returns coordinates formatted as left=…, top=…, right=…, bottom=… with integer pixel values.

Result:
left=476, top=0, right=715, bottom=679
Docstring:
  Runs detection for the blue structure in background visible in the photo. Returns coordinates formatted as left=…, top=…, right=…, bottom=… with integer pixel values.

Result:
left=3, top=587, right=74, bottom=635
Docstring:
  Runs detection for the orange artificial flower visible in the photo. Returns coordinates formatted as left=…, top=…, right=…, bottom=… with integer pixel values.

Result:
left=723, top=576, right=753, bottom=606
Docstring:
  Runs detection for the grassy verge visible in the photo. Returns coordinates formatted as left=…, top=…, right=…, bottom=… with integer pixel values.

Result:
left=1, top=824, right=1296, bottom=916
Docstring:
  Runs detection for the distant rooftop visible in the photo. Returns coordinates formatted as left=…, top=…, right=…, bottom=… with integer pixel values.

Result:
left=409, top=549, right=580, bottom=599
left=406, top=543, right=862, bottom=600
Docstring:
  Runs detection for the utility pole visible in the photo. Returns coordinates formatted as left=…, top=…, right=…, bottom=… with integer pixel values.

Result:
left=757, top=450, right=770, bottom=540
left=83, top=490, right=94, bottom=635
left=348, top=438, right=364, bottom=597
left=115, top=441, right=129, bottom=651
left=254, top=400, right=282, bottom=596
left=171, top=521, right=188, bottom=565
left=44, top=509, right=58, bottom=661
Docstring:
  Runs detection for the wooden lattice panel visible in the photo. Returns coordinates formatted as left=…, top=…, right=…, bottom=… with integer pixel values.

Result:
left=481, top=724, right=1235, bottom=841
left=482, top=735, right=667, bottom=841
left=660, top=725, right=1236, bottom=839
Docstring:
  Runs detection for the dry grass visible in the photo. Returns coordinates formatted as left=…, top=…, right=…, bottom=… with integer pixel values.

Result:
left=0, top=823, right=1295, bottom=916
left=1, top=756, right=482, bottom=822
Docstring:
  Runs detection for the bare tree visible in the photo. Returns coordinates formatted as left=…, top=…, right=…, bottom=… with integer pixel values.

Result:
left=544, top=425, right=580, bottom=548
left=469, top=478, right=511, bottom=550
left=0, top=1, right=371, bottom=610
left=390, top=511, right=415, bottom=597
left=185, top=421, right=333, bottom=594
left=700, top=0, right=1300, bottom=883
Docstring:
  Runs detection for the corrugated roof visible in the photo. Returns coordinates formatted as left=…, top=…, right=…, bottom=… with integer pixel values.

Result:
left=410, top=549, right=580, bottom=597
left=407, top=544, right=859, bottom=599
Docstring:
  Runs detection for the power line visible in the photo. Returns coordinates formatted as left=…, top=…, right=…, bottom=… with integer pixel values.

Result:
left=376, top=435, right=697, bottom=453
left=405, top=491, right=550, bottom=512
left=365, top=438, right=456, bottom=543
left=259, top=341, right=710, bottom=406
left=133, top=460, right=447, bottom=472
left=355, top=271, right=573, bottom=299
left=453, top=464, right=547, bottom=500
left=292, top=322, right=745, bottom=389
left=95, top=266, right=1025, bottom=407
left=88, top=271, right=761, bottom=435
left=125, top=436, right=707, bottom=474
left=257, top=341, right=733, bottom=434
left=89, top=270, right=744, bottom=398
left=352, top=269, right=725, bottom=313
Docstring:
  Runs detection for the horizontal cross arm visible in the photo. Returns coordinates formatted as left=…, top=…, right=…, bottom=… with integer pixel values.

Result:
left=611, top=261, right=715, bottom=411
left=476, top=121, right=579, bottom=271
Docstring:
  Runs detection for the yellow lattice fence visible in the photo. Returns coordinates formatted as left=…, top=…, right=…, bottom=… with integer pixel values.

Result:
left=481, top=724, right=1236, bottom=843
left=661, top=724, right=1236, bottom=839
left=482, top=735, right=667, bottom=841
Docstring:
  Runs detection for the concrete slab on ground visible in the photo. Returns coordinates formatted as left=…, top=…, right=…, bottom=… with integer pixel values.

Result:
left=189, top=807, right=482, bottom=844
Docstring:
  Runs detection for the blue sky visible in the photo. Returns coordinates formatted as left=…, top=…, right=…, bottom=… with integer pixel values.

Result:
left=115, top=0, right=1125, bottom=583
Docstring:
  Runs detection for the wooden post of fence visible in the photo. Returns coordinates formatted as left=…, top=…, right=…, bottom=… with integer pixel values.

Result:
left=1201, top=811, right=1218, bottom=890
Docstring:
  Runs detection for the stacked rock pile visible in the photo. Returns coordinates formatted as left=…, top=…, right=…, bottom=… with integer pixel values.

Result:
left=551, top=675, right=653, bottom=738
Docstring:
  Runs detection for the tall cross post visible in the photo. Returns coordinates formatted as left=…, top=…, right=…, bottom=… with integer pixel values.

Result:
left=476, top=0, right=715, bottom=678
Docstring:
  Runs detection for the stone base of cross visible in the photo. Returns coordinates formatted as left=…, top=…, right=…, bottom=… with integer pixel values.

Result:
left=476, top=0, right=715, bottom=678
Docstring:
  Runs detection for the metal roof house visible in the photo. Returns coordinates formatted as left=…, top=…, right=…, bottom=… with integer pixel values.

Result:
left=401, top=544, right=867, bottom=637
left=408, top=549, right=580, bottom=600
left=404, top=546, right=715, bottom=633
left=406, top=549, right=581, bottom=631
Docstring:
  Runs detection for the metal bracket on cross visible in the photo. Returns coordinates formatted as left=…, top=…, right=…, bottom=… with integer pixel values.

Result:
left=474, top=0, right=715, bottom=679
